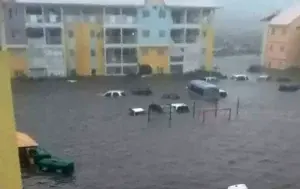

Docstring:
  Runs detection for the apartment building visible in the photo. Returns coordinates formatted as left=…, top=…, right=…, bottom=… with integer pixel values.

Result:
left=262, top=5, right=300, bottom=69
left=2, top=0, right=219, bottom=77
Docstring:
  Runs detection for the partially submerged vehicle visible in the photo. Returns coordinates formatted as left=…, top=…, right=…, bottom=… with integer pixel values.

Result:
left=129, top=108, right=146, bottom=116
left=278, top=84, right=299, bottom=92
left=161, top=93, right=180, bottom=100
left=257, top=74, right=271, bottom=81
left=201, top=76, right=219, bottom=83
left=247, top=64, right=263, bottom=73
left=170, top=103, right=190, bottom=113
left=17, top=132, right=74, bottom=175
left=230, top=74, right=249, bottom=81
left=148, top=103, right=164, bottom=113
left=131, top=87, right=152, bottom=96
left=102, top=90, right=126, bottom=97
left=219, top=89, right=228, bottom=98
left=187, top=80, right=220, bottom=101
left=228, top=184, right=248, bottom=189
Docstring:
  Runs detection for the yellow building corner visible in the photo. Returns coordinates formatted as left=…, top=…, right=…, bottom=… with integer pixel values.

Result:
left=0, top=51, right=23, bottom=189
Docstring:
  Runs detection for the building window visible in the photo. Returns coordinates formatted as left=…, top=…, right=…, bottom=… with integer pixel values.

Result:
left=269, top=45, right=273, bottom=51
left=8, top=8, right=12, bottom=19
left=159, top=30, right=165, bottom=37
left=69, top=49, right=74, bottom=56
left=271, top=28, right=275, bottom=35
left=141, top=48, right=148, bottom=55
left=157, top=48, right=164, bottom=55
left=68, top=30, right=73, bottom=38
left=159, top=9, right=166, bottom=18
left=282, top=28, right=286, bottom=35
left=142, top=30, right=150, bottom=37
left=202, top=31, right=207, bottom=38
left=142, top=10, right=149, bottom=17
left=90, top=49, right=96, bottom=56
left=280, top=46, right=285, bottom=52
left=90, top=30, right=95, bottom=37
left=91, top=69, right=96, bottom=76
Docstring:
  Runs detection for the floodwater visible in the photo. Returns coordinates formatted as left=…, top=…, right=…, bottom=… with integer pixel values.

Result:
left=15, top=55, right=300, bottom=189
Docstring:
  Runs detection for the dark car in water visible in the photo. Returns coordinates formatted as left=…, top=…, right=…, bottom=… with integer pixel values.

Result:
left=161, top=93, right=180, bottom=100
left=278, top=84, right=299, bottom=92
left=131, top=87, right=152, bottom=96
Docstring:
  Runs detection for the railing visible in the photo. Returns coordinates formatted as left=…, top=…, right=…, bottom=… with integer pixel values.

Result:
left=171, top=37, right=184, bottom=43
left=105, top=36, right=121, bottom=44
left=122, top=36, right=137, bottom=44
left=26, top=14, right=43, bottom=23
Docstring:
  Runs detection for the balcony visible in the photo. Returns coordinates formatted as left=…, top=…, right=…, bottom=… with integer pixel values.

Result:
left=26, top=27, right=44, bottom=45
left=25, top=5, right=43, bottom=24
left=187, top=9, right=200, bottom=24
left=122, top=48, right=137, bottom=63
left=63, top=7, right=82, bottom=22
left=44, top=7, right=62, bottom=24
left=186, top=29, right=199, bottom=43
left=82, top=7, right=103, bottom=23
left=106, top=48, right=121, bottom=64
left=171, top=9, right=185, bottom=24
left=121, top=8, right=137, bottom=24
left=122, top=29, right=137, bottom=44
left=170, top=29, right=184, bottom=44
left=45, top=28, right=62, bottom=45
left=105, top=29, right=121, bottom=44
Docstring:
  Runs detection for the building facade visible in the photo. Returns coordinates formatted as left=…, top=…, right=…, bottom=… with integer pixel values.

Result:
left=262, top=5, right=300, bottom=69
left=2, top=0, right=219, bottom=78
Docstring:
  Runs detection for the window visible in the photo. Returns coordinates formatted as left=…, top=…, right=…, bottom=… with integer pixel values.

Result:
left=271, top=28, right=275, bottom=35
left=90, top=49, right=96, bottom=56
left=96, top=31, right=102, bottom=39
left=141, top=48, right=148, bottom=55
left=153, top=6, right=157, bottom=10
left=90, top=30, right=95, bottom=37
left=26, top=27, right=44, bottom=38
left=157, top=48, right=164, bottom=55
left=142, top=30, right=150, bottom=37
left=91, top=69, right=96, bottom=76
left=280, top=46, right=285, bottom=52
left=282, top=28, right=286, bottom=35
left=159, top=30, right=165, bottom=37
left=69, top=49, right=74, bottom=56
left=142, top=10, right=149, bottom=17
left=68, top=30, right=73, bottom=38
left=297, top=26, right=300, bottom=30
left=269, top=45, right=273, bottom=51
left=104, top=92, right=111, bottom=97
left=9, top=8, right=12, bottom=19
left=159, top=9, right=166, bottom=18
left=202, top=31, right=207, bottom=37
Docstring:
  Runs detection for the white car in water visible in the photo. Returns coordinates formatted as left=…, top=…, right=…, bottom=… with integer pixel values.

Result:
left=102, top=90, right=126, bottom=97
left=230, top=74, right=249, bottom=81
left=228, top=184, right=248, bottom=189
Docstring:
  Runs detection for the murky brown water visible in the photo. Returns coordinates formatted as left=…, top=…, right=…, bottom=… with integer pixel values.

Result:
left=16, top=56, right=300, bottom=189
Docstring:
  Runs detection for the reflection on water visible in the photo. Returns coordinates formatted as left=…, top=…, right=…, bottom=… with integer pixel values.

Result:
left=15, top=56, right=300, bottom=189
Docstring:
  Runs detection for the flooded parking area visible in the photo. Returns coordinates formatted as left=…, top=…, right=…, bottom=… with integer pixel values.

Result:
left=16, top=56, right=300, bottom=189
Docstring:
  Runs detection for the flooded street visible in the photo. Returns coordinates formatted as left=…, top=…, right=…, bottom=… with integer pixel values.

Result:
left=16, top=55, right=300, bottom=189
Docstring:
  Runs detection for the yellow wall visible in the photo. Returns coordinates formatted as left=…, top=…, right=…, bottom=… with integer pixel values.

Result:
left=7, top=49, right=28, bottom=78
left=88, top=24, right=104, bottom=75
left=0, top=51, right=23, bottom=189
left=204, top=25, right=214, bottom=72
left=138, top=47, right=169, bottom=74
left=75, top=23, right=91, bottom=76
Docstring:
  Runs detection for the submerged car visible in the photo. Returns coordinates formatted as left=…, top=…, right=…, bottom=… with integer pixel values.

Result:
left=257, top=75, right=271, bottom=81
left=170, top=103, right=190, bottom=113
left=131, top=87, right=152, bottom=96
left=228, top=184, right=248, bottom=189
left=278, top=84, right=299, bottom=92
left=230, top=74, right=249, bottom=81
left=276, top=77, right=291, bottom=82
left=148, top=103, right=164, bottom=113
left=219, top=89, right=228, bottom=98
left=129, top=108, right=146, bottom=116
left=161, top=93, right=180, bottom=100
left=102, top=90, right=126, bottom=97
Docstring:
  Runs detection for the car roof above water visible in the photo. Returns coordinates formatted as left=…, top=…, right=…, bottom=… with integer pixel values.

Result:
left=189, top=80, right=218, bottom=89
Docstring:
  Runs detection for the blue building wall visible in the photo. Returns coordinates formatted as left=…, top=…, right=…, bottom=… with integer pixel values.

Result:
left=137, top=4, right=172, bottom=46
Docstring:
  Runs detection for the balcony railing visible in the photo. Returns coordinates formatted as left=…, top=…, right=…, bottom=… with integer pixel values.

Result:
left=104, top=15, right=137, bottom=24
left=122, top=36, right=137, bottom=44
left=171, top=37, right=184, bottom=43
left=44, top=14, right=62, bottom=23
left=105, top=36, right=121, bottom=44
left=186, top=37, right=197, bottom=43
left=26, top=15, right=43, bottom=23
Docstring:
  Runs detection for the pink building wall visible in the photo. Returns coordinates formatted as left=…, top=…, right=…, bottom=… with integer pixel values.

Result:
left=265, top=17, right=300, bottom=69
